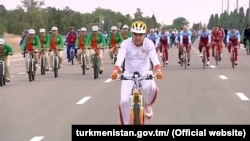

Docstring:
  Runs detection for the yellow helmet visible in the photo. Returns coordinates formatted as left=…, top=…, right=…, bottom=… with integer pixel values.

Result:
left=131, top=21, right=147, bottom=34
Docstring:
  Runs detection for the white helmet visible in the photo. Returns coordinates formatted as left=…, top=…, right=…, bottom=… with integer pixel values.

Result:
left=111, top=26, right=118, bottom=30
left=0, top=38, right=4, bottom=44
left=51, top=26, right=58, bottom=31
left=122, top=24, right=129, bottom=29
left=130, top=21, right=147, bottom=34
left=39, top=28, right=46, bottom=33
left=80, top=27, right=87, bottom=32
left=28, top=29, right=36, bottom=34
left=92, top=26, right=99, bottom=31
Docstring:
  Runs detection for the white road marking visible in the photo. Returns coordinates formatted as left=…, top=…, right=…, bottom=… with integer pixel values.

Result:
left=219, top=75, right=228, bottom=80
left=235, top=92, right=250, bottom=101
left=76, top=96, right=91, bottom=104
left=209, top=65, right=216, bottom=68
left=10, top=58, right=24, bottom=62
left=104, top=78, right=112, bottom=83
left=30, top=136, right=44, bottom=141
left=10, top=75, right=14, bottom=78
left=18, top=72, right=26, bottom=75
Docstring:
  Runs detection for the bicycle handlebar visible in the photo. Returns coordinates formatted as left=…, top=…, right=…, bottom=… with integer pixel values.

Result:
left=118, top=74, right=155, bottom=81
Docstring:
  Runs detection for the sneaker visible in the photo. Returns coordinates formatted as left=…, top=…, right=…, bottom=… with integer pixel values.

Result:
left=235, top=61, right=238, bottom=65
left=206, top=61, right=210, bottom=66
left=99, top=70, right=103, bottom=74
left=165, top=61, right=168, bottom=65
left=5, top=78, right=10, bottom=82
left=145, top=105, right=154, bottom=119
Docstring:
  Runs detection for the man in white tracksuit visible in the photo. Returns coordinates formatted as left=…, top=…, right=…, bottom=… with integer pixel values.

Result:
left=111, top=21, right=164, bottom=125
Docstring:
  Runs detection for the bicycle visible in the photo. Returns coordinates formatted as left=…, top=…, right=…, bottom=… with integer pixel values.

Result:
left=213, top=42, right=221, bottom=66
left=40, top=49, right=47, bottom=75
left=149, top=58, right=153, bottom=70
left=201, top=45, right=207, bottom=69
left=79, top=48, right=88, bottom=75
left=180, top=47, right=187, bottom=69
left=27, top=51, right=37, bottom=82
left=112, top=46, right=119, bottom=65
left=49, top=49, right=61, bottom=78
left=230, top=44, right=238, bottom=68
left=93, top=48, right=103, bottom=79
left=70, top=47, right=75, bottom=65
left=0, top=55, right=6, bottom=86
left=161, top=44, right=168, bottom=67
left=118, top=71, right=155, bottom=125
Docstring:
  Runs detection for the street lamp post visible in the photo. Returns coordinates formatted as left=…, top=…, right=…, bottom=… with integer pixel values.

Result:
left=101, top=20, right=105, bottom=32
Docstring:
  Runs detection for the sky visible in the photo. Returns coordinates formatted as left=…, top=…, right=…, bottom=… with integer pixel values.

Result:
left=1, top=0, right=249, bottom=26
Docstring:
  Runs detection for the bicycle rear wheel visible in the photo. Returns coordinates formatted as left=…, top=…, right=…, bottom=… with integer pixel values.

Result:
left=113, top=54, right=117, bottom=65
left=81, top=54, right=85, bottom=75
left=93, top=55, right=98, bottom=79
left=184, top=52, right=187, bottom=70
left=202, top=49, right=206, bottom=69
left=54, top=57, right=58, bottom=78
left=28, top=61, right=33, bottom=82
left=0, top=63, right=3, bottom=86
left=215, top=48, right=218, bottom=66
left=231, top=52, right=235, bottom=68
left=0, top=76, right=3, bottom=86
left=70, top=49, right=74, bottom=65
left=162, top=48, right=166, bottom=67
left=40, top=55, right=45, bottom=75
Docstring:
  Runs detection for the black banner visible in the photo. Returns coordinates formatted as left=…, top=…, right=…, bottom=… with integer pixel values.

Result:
left=72, top=125, right=249, bottom=140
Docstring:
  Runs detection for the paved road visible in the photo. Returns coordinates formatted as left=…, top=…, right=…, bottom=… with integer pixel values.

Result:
left=1, top=41, right=250, bottom=141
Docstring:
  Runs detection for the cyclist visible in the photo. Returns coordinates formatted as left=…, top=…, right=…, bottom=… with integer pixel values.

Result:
left=19, top=29, right=29, bottom=58
left=107, top=26, right=123, bottom=63
left=65, top=26, right=78, bottom=62
left=198, top=24, right=211, bottom=65
left=21, top=29, right=41, bottom=72
left=0, top=38, right=14, bottom=82
left=110, top=20, right=163, bottom=125
left=85, top=26, right=107, bottom=74
left=38, top=28, right=49, bottom=71
left=176, top=27, right=183, bottom=64
left=46, top=26, right=64, bottom=69
left=120, top=24, right=132, bottom=40
left=211, top=26, right=223, bottom=61
left=242, top=24, right=250, bottom=50
left=157, top=26, right=170, bottom=65
left=226, top=26, right=240, bottom=65
left=75, top=27, right=90, bottom=69
left=146, top=28, right=158, bottom=46
left=179, top=25, right=192, bottom=66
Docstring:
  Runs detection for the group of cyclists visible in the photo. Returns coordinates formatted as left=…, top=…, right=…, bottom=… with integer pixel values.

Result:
left=0, top=19, right=244, bottom=124
left=146, top=24, right=242, bottom=67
